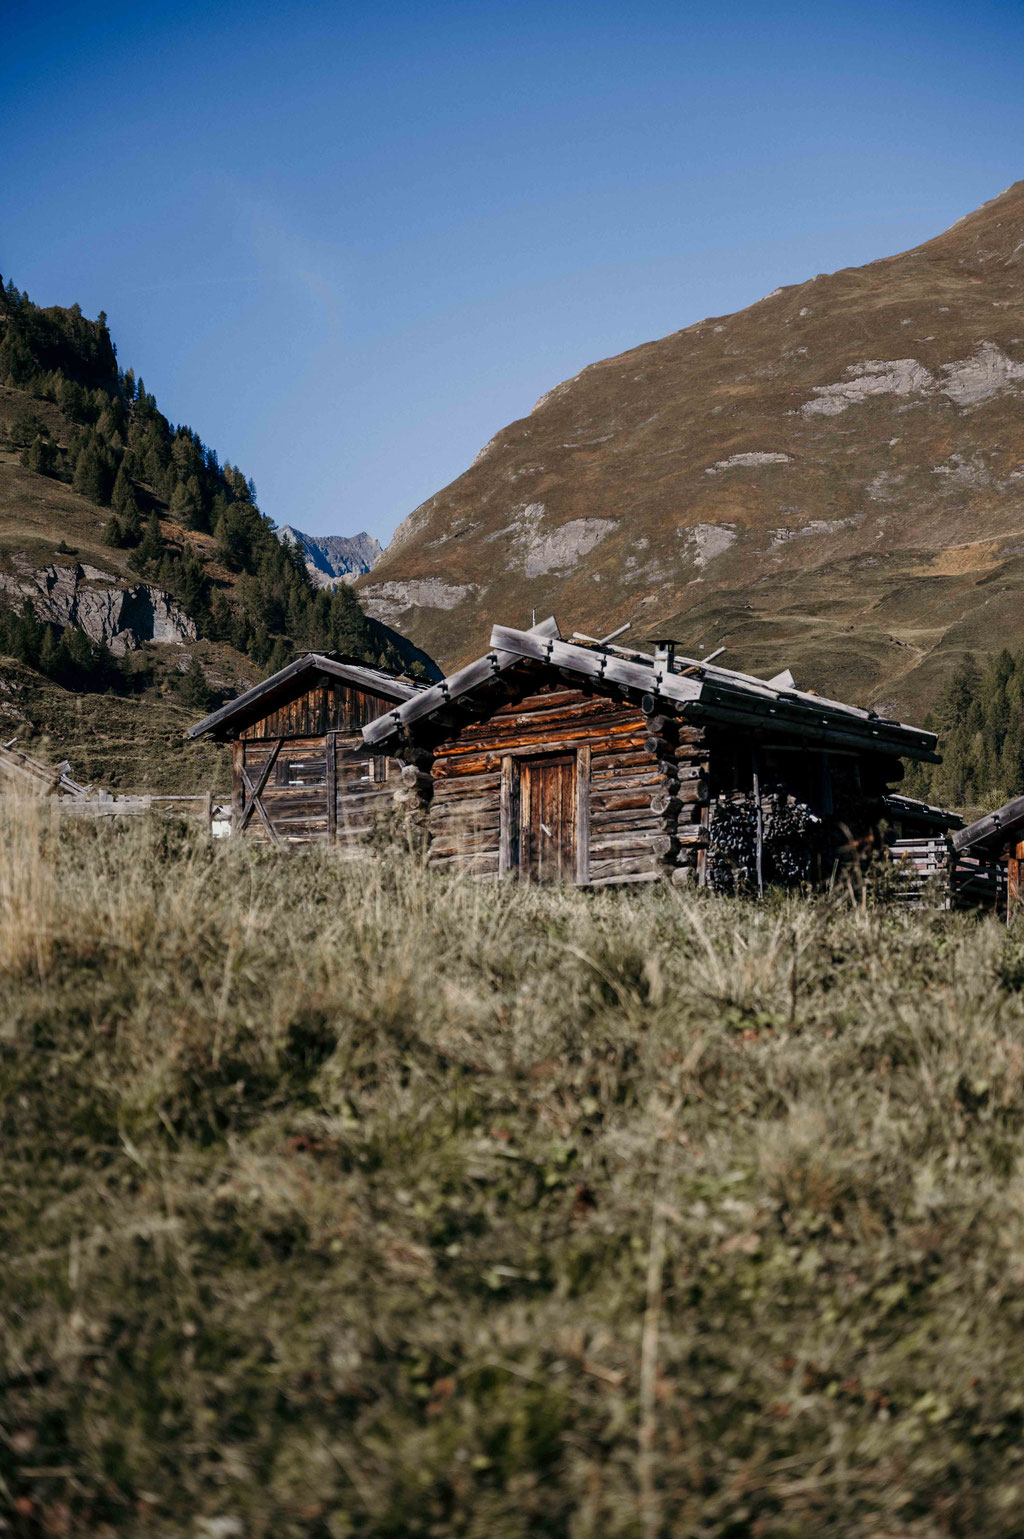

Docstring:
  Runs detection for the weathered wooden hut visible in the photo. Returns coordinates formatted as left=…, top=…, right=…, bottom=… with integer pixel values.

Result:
left=188, top=652, right=427, bottom=845
left=948, top=796, right=1024, bottom=915
left=360, top=618, right=940, bottom=888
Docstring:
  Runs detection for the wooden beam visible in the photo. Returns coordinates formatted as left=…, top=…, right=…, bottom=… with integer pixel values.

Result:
left=326, top=732, right=337, bottom=843
left=499, top=754, right=518, bottom=878
left=576, top=744, right=591, bottom=885
left=238, top=738, right=283, bottom=839
left=953, top=795, right=1024, bottom=856
left=362, top=617, right=561, bottom=748
left=752, top=748, right=764, bottom=898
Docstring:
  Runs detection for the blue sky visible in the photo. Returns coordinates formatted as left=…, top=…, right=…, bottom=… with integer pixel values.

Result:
left=3, top=0, right=1024, bottom=543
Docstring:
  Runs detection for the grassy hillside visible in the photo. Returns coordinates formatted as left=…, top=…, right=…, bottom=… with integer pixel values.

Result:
left=360, top=181, right=1024, bottom=719
left=0, top=280, right=437, bottom=787
left=0, top=655, right=230, bottom=795
left=5, top=807, right=1024, bottom=1535
left=0, top=281, right=434, bottom=678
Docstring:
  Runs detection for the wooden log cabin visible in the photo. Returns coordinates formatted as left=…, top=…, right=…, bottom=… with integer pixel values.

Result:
left=360, top=617, right=941, bottom=888
left=187, top=652, right=427, bottom=846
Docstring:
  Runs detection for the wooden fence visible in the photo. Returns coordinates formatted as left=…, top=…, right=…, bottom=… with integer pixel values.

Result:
left=0, top=741, right=230, bottom=835
left=889, top=834, right=1007, bottom=912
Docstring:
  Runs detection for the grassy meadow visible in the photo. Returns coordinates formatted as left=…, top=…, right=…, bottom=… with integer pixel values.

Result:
left=5, top=807, right=1024, bottom=1537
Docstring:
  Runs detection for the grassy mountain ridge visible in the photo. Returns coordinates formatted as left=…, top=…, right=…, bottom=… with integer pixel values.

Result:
left=359, top=182, right=1024, bottom=718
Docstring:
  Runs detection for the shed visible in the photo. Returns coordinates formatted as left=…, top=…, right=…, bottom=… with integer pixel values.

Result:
left=950, top=796, right=1024, bottom=915
left=360, top=618, right=940, bottom=888
left=188, top=652, right=427, bottom=845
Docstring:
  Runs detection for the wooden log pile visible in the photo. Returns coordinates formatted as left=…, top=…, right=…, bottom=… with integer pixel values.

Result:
left=640, top=698, right=709, bottom=881
left=706, top=790, right=822, bottom=894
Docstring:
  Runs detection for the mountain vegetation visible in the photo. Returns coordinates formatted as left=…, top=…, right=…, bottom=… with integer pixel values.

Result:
left=359, top=181, right=1024, bottom=722
left=0, top=278, right=435, bottom=692
left=6, top=805, right=1024, bottom=1536
left=905, top=648, right=1024, bottom=812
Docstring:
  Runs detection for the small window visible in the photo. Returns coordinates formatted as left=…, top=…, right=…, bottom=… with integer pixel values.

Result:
left=372, top=756, right=389, bottom=784
left=283, top=760, right=326, bottom=788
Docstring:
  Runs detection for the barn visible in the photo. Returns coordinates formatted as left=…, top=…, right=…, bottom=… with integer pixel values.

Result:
left=188, top=652, right=427, bottom=846
left=360, top=618, right=940, bottom=888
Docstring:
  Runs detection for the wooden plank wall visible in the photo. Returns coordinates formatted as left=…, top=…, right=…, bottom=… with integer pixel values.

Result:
left=239, top=681, right=390, bottom=741
left=231, top=680, right=402, bottom=846
left=426, top=682, right=709, bottom=886
left=234, top=733, right=398, bottom=845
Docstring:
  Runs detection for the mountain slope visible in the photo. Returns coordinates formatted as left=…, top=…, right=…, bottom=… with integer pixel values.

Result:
left=359, top=181, right=1024, bottom=715
left=0, top=281, right=438, bottom=785
left=277, top=525, right=382, bottom=586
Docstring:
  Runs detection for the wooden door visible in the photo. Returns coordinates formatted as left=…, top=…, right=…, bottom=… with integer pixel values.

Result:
left=519, top=754, right=577, bottom=883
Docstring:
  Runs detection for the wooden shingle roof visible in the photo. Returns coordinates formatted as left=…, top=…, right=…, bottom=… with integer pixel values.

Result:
left=361, top=618, right=940, bottom=763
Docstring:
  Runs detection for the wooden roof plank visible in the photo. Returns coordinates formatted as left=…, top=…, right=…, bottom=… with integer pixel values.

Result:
left=360, top=617, right=937, bottom=762
left=952, top=794, right=1024, bottom=853
left=361, top=616, right=561, bottom=748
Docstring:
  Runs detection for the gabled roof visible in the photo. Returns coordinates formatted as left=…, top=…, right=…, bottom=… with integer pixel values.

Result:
left=188, top=652, right=427, bottom=741
left=361, top=619, right=939, bottom=763
left=951, top=795, right=1024, bottom=856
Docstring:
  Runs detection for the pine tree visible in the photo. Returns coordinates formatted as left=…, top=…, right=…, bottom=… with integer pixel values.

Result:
left=38, top=625, right=61, bottom=678
left=169, top=475, right=205, bottom=531
left=21, top=435, right=54, bottom=474
left=209, top=593, right=234, bottom=640
left=265, top=638, right=291, bottom=676
left=72, top=437, right=110, bottom=504
left=103, top=514, right=125, bottom=548
left=131, top=511, right=164, bottom=570
left=177, top=654, right=212, bottom=710
left=111, top=466, right=143, bottom=543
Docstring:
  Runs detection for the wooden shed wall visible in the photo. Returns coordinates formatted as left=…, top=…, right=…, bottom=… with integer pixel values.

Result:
left=238, top=680, right=390, bottom=741
left=231, top=679, right=400, bottom=846
left=426, top=681, right=710, bottom=886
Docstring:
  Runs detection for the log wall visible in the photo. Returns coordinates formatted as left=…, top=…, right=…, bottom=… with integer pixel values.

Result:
left=423, top=681, right=710, bottom=887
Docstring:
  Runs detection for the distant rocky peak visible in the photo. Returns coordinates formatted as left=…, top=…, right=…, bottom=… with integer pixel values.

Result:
left=278, top=525, right=384, bottom=588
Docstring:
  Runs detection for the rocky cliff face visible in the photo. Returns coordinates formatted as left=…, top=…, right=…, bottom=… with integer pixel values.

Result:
left=359, top=181, right=1024, bottom=716
left=0, top=556, right=197, bottom=654
left=278, top=525, right=383, bottom=587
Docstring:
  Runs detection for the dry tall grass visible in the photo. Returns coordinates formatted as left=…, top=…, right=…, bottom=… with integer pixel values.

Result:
left=4, top=807, right=1024, bottom=1536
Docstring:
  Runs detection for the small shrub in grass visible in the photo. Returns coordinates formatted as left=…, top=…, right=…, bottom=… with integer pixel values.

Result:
left=7, top=806, right=1024, bottom=1534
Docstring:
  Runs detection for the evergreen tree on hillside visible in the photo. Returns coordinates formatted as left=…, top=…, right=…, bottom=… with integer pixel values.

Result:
left=110, top=466, right=142, bottom=542
left=72, top=436, right=110, bottom=504
left=21, top=435, right=55, bottom=475
left=906, top=650, right=1024, bottom=811
left=176, top=654, right=212, bottom=710
left=131, top=512, right=165, bottom=571
left=169, top=475, right=205, bottom=531
left=103, top=514, right=125, bottom=548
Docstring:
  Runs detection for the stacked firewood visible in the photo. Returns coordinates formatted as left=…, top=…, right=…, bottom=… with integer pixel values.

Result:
left=642, top=701, right=709, bottom=880
left=706, top=790, right=822, bottom=894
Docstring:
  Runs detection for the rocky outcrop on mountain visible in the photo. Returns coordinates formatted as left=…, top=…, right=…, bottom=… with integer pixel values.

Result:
left=359, top=181, right=1024, bottom=716
left=0, top=556, right=197, bottom=653
left=278, top=525, right=383, bottom=587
